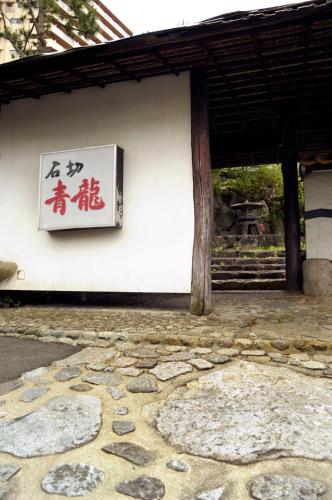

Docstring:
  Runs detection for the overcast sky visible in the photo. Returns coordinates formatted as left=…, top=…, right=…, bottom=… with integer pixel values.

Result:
left=106, top=0, right=305, bottom=34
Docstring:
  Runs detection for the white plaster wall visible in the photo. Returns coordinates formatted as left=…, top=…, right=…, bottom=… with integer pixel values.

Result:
left=0, top=73, right=194, bottom=292
left=304, top=170, right=332, bottom=260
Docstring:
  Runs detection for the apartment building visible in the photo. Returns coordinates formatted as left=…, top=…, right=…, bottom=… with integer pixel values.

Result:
left=0, top=0, right=132, bottom=63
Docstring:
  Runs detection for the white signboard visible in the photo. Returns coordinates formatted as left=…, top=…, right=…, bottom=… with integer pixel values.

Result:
left=39, top=145, right=123, bottom=231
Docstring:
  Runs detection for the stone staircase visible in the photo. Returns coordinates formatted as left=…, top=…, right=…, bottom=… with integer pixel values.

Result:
left=212, top=249, right=286, bottom=291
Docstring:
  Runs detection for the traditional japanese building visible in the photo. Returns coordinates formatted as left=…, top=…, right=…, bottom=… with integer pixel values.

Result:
left=0, top=0, right=332, bottom=314
left=0, top=0, right=132, bottom=63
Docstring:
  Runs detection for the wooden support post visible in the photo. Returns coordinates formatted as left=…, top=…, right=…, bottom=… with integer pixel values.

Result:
left=190, top=69, right=213, bottom=315
left=281, top=113, right=302, bottom=292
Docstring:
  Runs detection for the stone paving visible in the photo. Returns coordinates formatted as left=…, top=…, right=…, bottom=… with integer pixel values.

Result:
left=0, top=339, right=332, bottom=499
left=1, top=292, right=332, bottom=353
left=0, top=292, right=332, bottom=499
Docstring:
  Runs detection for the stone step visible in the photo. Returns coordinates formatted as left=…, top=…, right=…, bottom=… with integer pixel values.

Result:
left=212, top=250, right=285, bottom=258
left=211, top=263, right=285, bottom=272
left=212, top=279, right=286, bottom=291
left=211, top=257, right=286, bottom=266
left=212, top=270, right=286, bottom=280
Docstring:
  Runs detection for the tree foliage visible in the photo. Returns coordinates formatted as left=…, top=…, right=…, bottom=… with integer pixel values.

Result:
left=213, top=164, right=304, bottom=232
left=0, top=0, right=98, bottom=58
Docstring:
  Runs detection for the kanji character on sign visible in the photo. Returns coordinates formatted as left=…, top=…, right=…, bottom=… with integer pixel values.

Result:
left=45, top=180, right=70, bottom=216
left=71, top=177, right=105, bottom=211
left=45, top=161, right=60, bottom=179
left=66, top=161, right=84, bottom=177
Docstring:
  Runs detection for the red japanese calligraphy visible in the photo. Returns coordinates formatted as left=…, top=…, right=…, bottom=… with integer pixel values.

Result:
left=71, top=177, right=105, bottom=211
left=45, top=180, right=70, bottom=216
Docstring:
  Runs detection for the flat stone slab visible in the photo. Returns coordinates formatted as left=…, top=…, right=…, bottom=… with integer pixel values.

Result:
left=166, top=458, right=188, bottom=472
left=116, top=367, right=143, bottom=377
left=192, top=486, right=224, bottom=500
left=149, top=362, right=332, bottom=464
left=203, top=354, right=230, bottom=365
left=149, top=362, right=192, bottom=381
left=54, top=347, right=116, bottom=367
left=136, top=359, right=158, bottom=369
left=112, top=357, right=137, bottom=368
left=115, top=406, right=128, bottom=416
left=69, top=384, right=92, bottom=392
left=248, top=474, right=326, bottom=499
left=41, top=463, right=104, bottom=497
left=55, top=367, right=82, bottom=382
left=189, top=359, right=214, bottom=370
left=19, top=386, right=49, bottom=402
left=22, top=367, right=48, bottom=381
left=102, top=442, right=156, bottom=466
left=0, top=379, right=23, bottom=397
left=125, top=348, right=159, bottom=359
left=82, top=373, right=122, bottom=386
left=160, top=352, right=195, bottom=362
left=0, top=464, right=20, bottom=481
left=112, top=420, right=136, bottom=435
left=0, top=395, right=102, bottom=457
left=127, top=374, right=159, bottom=393
left=107, top=387, right=125, bottom=400
left=116, top=475, right=165, bottom=499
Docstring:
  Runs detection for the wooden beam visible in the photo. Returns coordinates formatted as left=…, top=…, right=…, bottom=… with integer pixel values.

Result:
left=190, top=69, right=213, bottom=315
left=281, top=112, right=302, bottom=292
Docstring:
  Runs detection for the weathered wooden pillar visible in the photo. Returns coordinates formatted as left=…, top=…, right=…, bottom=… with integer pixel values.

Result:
left=281, top=114, right=302, bottom=292
left=190, top=69, right=213, bottom=315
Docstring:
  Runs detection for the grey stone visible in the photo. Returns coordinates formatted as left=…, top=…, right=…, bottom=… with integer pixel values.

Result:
left=82, top=373, right=122, bottom=386
left=115, top=406, right=128, bottom=415
left=107, top=387, right=125, bottom=400
left=22, top=367, right=48, bottom=381
left=289, top=354, right=310, bottom=361
left=302, top=361, right=325, bottom=370
left=204, top=354, right=230, bottom=365
left=41, top=463, right=104, bottom=497
left=166, top=458, right=188, bottom=472
left=241, top=350, right=266, bottom=356
left=69, top=383, right=92, bottom=392
left=136, top=359, right=158, bottom=369
left=0, top=262, right=17, bottom=282
left=19, top=386, right=49, bottom=402
left=160, top=351, right=195, bottom=362
left=112, top=420, right=136, bottom=435
left=0, top=379, right=23, bottom=397
left=87, top=362, right=110, bottom=371
left=273, top=355, right=288, bottom=364
left=248, top=474, right=326, bottom=500
left=112, top=356, right=137, bottom=368
left=127, top=374, right=159, bottom=393
left=53, top=347, right=116, bottom=367
left=116, top=475, right=165, bottom=499
left=0, top=401, right=5, bottom=407
left=217, top=348, right=239, bottom=357
left=271, top=340, right=290, bottom=351
left=0, top=395, right=102, bottom=457
left=116, top=367, right=143, bottom=377
left=149, top=362, right=192, bottom=381
left=189, top=359, right=214, bottom=370
left=191, top=348, right=212, bottom=355
left=323, top=367, right=332, bottom=378
left=150, top=362, right=332, bottom=464
left=303, top=259, right=332, bottom=296
left=55, top=366, right=82, bottom=382
left=102, top=442, right=156, bottom=466
left=125, top=348, right=159, bottom=359
left=192, top=486, right=224, bottom=500
left=165, top=346, right=186, bottom=352
left=0, top=413, right=7, bottom=419
left=0, top=464, right=20, bottom=482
